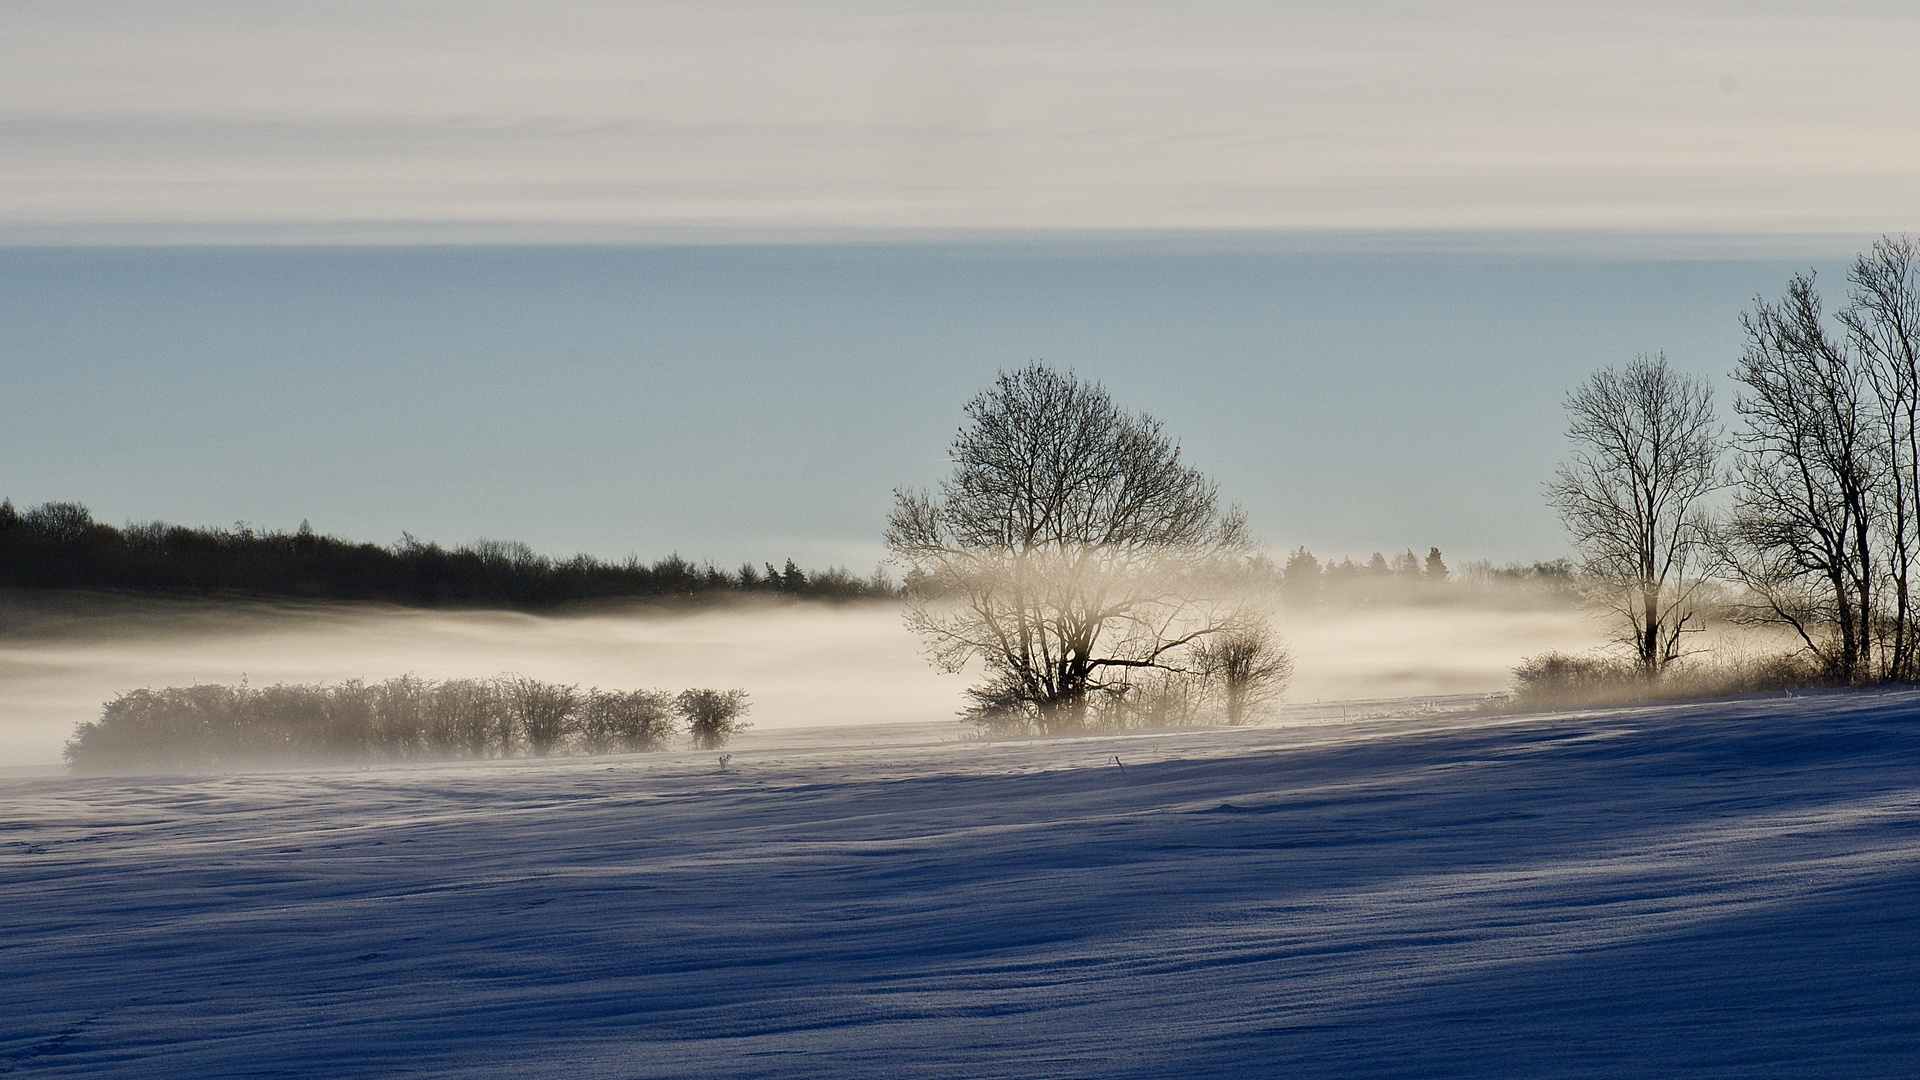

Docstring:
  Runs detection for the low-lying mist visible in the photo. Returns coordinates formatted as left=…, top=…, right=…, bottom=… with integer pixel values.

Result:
left=0, top=594, right=956, bottom=768
left=1275, top=602, right=1609, bottom=703
left=0, top=590, right=1618, bottom=768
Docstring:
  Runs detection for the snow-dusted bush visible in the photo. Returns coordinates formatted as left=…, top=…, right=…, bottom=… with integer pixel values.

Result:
left=63, top=685, right=241, bottom=771
left=577, top=688, right=676, bottom=753
left=678, top=688, right=752, bottom=750
left=1092, top=672, right=1206, bottom=731
left=501, top=677, right=580, bottom=757
left=1654, top=650, right=1825, bottom=699
left=428, top=678, right=505, bottom=758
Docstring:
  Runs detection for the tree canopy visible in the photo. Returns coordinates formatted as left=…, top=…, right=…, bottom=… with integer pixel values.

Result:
left=887, top=364, right=1278, bottom=733
left=1548, top=353, right=1722, bottom=673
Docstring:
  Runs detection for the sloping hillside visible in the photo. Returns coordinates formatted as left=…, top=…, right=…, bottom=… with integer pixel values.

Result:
left=2, top=690, right=1914, bottom=1078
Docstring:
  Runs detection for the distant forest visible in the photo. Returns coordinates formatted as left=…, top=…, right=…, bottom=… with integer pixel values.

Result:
left=1274, top=545, right=1579, bottom=609
left=0, top=500, right=896, bottom=608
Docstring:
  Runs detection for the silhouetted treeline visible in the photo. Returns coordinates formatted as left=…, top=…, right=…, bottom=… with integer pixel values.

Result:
left=0, top=500, right=894, bottom=607
left=1278, top=545, right=1578, bottom=609
left=64, top=675, right=752, bottom=772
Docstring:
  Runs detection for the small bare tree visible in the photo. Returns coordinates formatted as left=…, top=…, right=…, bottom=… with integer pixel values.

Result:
left=1548, top=353, right=1721, bottom=674
left=677, top=688, right=751, bottom=750
left=887, top=363, right=1260, bottom=735
left=1192, top=623, right=1293, bottom=724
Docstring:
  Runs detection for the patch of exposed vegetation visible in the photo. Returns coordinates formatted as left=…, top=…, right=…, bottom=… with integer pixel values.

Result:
left=1509, top=649, right=1826, bottom=709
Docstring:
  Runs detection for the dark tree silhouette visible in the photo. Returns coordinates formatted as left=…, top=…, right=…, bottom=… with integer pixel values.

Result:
left=1280, top=547, right=1322, bottom=609
left=1548, top=354, right=1721, bottom=674
left=1722, top=276, right=1877, bottom=680
left=1841, top=237, right=1919, bottom=681
left=0, top=500, right=896, bottom=608
left=886, top=363, right=1263, bottom=734
left=1719, top=239, right=1919, bottom=683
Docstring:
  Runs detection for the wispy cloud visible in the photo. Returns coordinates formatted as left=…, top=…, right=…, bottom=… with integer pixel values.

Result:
left=3, top=1, right=1915, bottom=241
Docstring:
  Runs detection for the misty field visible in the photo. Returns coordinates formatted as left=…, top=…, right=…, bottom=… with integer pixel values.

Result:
left=3, top=689, right=1914, bottom=1078
left=0, top=591, right=1611, bottom=767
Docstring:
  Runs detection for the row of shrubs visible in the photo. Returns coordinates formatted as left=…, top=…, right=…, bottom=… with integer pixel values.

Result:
left=63, top=676, right=752, bottom=772
left=1508, top=649, right=1827, bottom=708
left=1, top=499, right=895, bottom=607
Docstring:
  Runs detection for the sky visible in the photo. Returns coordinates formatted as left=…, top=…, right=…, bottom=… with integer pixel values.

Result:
left=3, top=0, right=1916, bottom=240
left=2, top=1, right=1917, bottom=570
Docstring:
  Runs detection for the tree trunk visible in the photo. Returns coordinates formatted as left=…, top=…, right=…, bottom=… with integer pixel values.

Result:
left=1640, top=582, right=1662, bottom=675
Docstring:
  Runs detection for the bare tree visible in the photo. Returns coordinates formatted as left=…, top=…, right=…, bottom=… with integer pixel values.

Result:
left=887, top=363, right=1262, bottom=734
left=1192, top=623, right=1293, bottom=724
left=1840, top=236, right=1919, bottom=681
left=1721, top=273, right=1880, bottom=682
left=1548, top=353, right=1721, bottom=674
left=677, top=688, right=751, bottom=750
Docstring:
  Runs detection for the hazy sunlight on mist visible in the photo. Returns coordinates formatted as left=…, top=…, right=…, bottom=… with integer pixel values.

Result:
left=0, top=593, right=1612, bottom=767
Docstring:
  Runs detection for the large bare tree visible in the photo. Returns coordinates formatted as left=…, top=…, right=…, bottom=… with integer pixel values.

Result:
left=887, top=364, right=1268, bottom=733
left=1841, top=237, right=1919, bottom=681
left=1548, top=353, right=1721, bottom=674
left=1721, top=239, right=1920, bottom=683
left=1721, top=273, right=1879, bottom=681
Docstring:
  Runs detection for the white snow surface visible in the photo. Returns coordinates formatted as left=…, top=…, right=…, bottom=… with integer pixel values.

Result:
left=3, top=690, right=1916, bottom=1078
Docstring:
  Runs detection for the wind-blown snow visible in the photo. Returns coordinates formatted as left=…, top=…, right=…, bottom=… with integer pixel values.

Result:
left=3, top=690, right=1915, bottom=1077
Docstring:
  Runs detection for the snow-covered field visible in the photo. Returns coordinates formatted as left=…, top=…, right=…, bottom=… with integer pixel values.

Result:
left=3, top=690, right=1915, bottom=1078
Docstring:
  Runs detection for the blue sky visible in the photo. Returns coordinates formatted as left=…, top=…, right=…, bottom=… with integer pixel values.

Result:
left=1, top=2, right=1914, bottom=570
left=0, top=242, right=1857, bottom=570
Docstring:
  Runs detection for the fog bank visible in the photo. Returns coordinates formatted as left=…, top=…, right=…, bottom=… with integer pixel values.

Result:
left=0, top=596, right=962, bottom=768
left=1277, top=603, right=1608, bottom=703
left=0, top=592, right=1613, bottom=767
